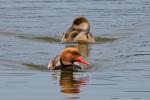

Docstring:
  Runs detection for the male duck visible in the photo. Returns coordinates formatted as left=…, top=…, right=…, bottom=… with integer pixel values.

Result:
left=48, top=47, right=90, bottom=71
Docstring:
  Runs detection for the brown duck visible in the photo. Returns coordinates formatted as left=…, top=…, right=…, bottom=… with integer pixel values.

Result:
left=61, top=16, right=95, bottom=43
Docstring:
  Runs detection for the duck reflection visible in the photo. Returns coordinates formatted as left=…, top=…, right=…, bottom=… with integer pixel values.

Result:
left=60, top=68, right=89, bottom=94
left=65, top=43, right=90, bottom=58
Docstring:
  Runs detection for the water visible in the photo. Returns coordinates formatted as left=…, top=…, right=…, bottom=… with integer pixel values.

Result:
left=0, top=0, right=150, bottom=100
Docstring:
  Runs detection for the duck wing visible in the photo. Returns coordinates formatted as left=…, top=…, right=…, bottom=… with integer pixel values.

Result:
left=48, top=55, right=60, bottom=70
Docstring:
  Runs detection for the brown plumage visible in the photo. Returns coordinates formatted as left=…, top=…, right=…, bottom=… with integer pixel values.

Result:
left=61, top=16, right=95, bottom=43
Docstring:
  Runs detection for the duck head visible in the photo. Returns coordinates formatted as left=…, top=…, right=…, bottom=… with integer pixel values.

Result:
left=60, top=47, right=90, bottom=65
left=72, top=16, right=90, bottom=32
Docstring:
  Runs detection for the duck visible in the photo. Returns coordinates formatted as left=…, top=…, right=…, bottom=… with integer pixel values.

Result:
left=48, top=47, right=90, bottom=71
left=61, top=16, right=95, bottom=43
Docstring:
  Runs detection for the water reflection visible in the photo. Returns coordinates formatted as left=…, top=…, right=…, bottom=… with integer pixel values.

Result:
left=65, top=43, right=90, bottom=58
left=64, top=43, right=95, bottom=71
left=59, top=68, right=89, bottom=94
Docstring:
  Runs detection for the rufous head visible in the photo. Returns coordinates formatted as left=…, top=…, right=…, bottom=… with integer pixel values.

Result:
left=60, top=47, right=89, bottom=65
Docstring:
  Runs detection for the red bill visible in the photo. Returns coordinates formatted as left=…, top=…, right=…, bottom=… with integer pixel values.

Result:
left=76, top=56, right=90, bottom=65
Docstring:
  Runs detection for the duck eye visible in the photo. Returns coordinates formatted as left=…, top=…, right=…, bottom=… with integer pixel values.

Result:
left=71, top=33, right=78, bottom=38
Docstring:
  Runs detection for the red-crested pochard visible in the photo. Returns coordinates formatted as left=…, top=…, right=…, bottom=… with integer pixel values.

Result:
left=61, top=16, right=95, bottom=43
left=48, top=47, right=90, bottom=71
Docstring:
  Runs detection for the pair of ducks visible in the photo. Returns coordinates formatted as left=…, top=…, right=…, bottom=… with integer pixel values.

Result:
left=48, top=16, right=95, bottom=71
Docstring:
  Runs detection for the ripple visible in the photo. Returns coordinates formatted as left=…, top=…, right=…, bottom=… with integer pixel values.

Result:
left=88, top=83, right=119, bottom=86
left=17, top=34, right=117, bottom=44
left=124, top=91, right=150, bottom=93
left=17, top=35, right=60, bottom=42
left=22, top=63, right=47, bottom=70
left=119, top=53, right=150, bottom=58
left=0, top=72, right=34, bottom=76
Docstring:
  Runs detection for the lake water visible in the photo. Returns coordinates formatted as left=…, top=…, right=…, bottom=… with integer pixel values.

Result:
left=0, top=0, right=150, bottom=100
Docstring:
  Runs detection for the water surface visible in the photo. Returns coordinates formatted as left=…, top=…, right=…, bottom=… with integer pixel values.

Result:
left=0, top=0, right=150, bottom=100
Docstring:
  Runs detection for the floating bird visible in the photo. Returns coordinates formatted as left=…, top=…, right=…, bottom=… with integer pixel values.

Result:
left=61, top=16, right=95, bottom=43
left=48, top=47, right=90, bottom=71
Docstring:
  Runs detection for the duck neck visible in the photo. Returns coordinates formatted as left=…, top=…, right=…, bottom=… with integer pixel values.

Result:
left=60, top=59, right=73, bottom=67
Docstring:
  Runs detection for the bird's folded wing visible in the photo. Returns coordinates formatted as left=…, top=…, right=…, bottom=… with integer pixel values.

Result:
left=48, top=55, right=60, bottom=70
